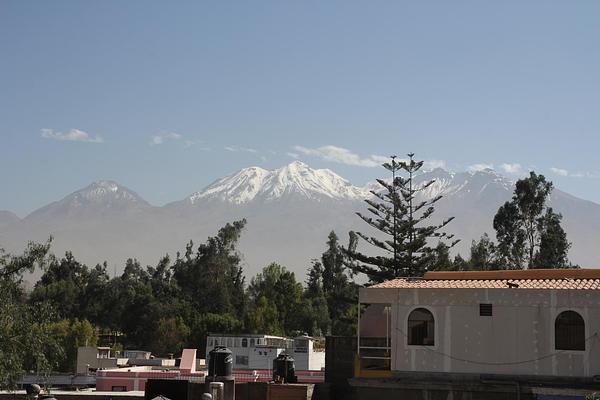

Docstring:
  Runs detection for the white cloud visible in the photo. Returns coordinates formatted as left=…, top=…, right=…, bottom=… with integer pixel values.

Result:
left=500, top=163, right=522, bottom=174
left=468, top=163, right=494, bottom=173
left=225, top=146, right=258, bottom=153
left=292, top=145, right=446, bottom=170
left=424, top=159, right=446, bottom=170
left=40, top=128, right=103, bottom=143
left=150, top=132, right=182, bottom=145
left=371, top=155, right=394, bottom=164
left=293, top=145, right=387, bottom=167
left=550, top=167, right=569, bottom=177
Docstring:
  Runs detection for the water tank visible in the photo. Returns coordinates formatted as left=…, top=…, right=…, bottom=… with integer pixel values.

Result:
left=208, top=346, right=233, bottom=378
left=272, top=353, right=297, bottom=383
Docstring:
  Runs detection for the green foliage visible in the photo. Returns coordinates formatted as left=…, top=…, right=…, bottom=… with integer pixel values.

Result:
left=47, top=318, right=98, bottom=372
left=469, top=233, right=499, bottom=271
left=173, top=220, right=247, bottom=318
left=0, top=241, right=59, bottom=390
left=151, top=317, right=190, bottom=357
left=429, top=242, right=453, bottom=271
left=304, top=261, right=331, bottom=336
left=493, top=172, right=571, bottom=269
left=451, top=254, right=468, bottom=271
left=319, top=231, right=357, bottom=335
left=533, top=209, right=571, bottom=268
left=17, top=220, right=368, bottom=369
left=245, top=296, right=283, bottom=336
left=248, top=263, right=306, bottom=334
left=189, top=313, right=243, bottom=357
left=331, top=304, right=358, bottom=336
left=346, top=154, right=458, bottom=282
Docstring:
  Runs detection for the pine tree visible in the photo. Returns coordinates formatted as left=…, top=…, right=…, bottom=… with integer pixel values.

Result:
left=346, top=154, right=458, bottom=282
left=304, top=260, right=331, bottom=336
left=319, top=231, right=356, bottom=334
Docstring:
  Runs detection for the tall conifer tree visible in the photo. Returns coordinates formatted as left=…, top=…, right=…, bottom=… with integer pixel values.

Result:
left=345, top=154, right=458, bottom=282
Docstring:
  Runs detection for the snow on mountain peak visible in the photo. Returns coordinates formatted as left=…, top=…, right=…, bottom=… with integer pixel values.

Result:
left=189, top=161, right=369, bottom=204
left=24, top=180, right=151, bottom=221
left=78, top=180, right=143, bottom=203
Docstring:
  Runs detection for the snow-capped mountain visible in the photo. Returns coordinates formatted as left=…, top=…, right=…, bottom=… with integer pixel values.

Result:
left=3, top=162, right=600, bottom=280
left=25, top=180, right=152, bottom=222
left=414, top=168, right=514, bottom=203
left=186, top=161, right=369, bottom=205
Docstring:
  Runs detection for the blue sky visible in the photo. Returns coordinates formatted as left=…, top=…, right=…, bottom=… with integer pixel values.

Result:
left=1, top=1, right=599, bottom=217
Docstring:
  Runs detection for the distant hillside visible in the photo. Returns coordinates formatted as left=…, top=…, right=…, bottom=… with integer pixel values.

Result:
left=2, top=162, right=599, bottom=279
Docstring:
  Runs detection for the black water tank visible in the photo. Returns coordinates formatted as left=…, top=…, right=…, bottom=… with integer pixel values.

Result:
left=272, top=353, right=297, bottom=383
left=208, top=346, right=233, bottom=378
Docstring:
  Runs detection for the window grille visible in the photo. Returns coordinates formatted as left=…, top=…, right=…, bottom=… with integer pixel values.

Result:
left=408, top=308, right=435, bottom=346
left=555, top=310, right=585, bottom=351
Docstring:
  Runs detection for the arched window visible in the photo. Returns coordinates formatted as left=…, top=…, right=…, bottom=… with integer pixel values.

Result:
left=408, top=308, right=435, bottom=346
left=250, top=338, right=255, bottom=347
left=242, top=338, right=248, bottom=348
left=555, top=310, right=585, bottom=350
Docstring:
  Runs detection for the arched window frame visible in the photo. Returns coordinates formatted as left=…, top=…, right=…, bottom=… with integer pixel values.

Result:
left=406, top=307, right=436, bottom=347
left=554, top=309, right=586, bottom=351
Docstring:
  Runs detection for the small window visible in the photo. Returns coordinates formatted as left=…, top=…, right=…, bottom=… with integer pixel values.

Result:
left=408, top=308, right=435, bottom=346
left=250, top=338, right=255, bottom=347
left=236, top=355, right=249, bottom=366
left=241, top=338, right=248, bottom=348
left=480, top=303, right=493, bottom=316
left=555, top=310, right=585, bottom=351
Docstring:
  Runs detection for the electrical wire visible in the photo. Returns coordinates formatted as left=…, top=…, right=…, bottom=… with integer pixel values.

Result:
left=393, top=326, right=598, bottom=366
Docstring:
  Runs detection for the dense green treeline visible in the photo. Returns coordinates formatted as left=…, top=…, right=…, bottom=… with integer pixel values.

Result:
left=10, top=220, right=357, bottom=378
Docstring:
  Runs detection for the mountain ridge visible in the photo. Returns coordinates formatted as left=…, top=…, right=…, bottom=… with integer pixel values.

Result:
left=2, top=162, right=600, bottom=278
left=182, top=161, right=369, bottom=206
left=24, top=180, right=152, bottom=222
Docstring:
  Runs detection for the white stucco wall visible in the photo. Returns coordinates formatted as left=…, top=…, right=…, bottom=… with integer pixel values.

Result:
left=360, top=287, right=600, bottom=377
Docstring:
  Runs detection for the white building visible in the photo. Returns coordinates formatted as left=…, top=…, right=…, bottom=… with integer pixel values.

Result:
left=291, top=336, right=325, bottom=371
left=206, top=333, right=325, bottom=371
left=357, top=269, right=600, bottom=379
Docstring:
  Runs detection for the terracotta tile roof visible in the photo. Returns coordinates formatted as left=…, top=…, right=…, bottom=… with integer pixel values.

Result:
left=370, top=269, right=600, bottom=290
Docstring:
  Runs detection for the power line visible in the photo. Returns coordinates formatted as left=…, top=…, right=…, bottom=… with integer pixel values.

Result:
left=394, top=326, right=598, bottom=366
